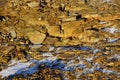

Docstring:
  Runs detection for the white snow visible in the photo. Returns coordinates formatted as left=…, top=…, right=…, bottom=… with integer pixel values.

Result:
left=102, top=69, right=115, bottom=74
left=85, top=57, right=94, bottom=62
left=107, top=38, right=118, bottom=43
left=0, top=45, right=119, bottom=79
left=42, top=52, right=53, bottom=56
left=0, top=61, right=32, bottom=78
left=0, top=55, right=118, bottom=79
left=0, top=57, right=57, bottom=78
left=49, top=46, right=55, bottom=51
left=93, top=49, right=100, bottom=54
left=8, top=60, right=18, bottom=66
left=102, top=27, right=118, bottom=34
left=110, top=54, right=120, bottom=60
left=99, top=21, right=107, bottom=24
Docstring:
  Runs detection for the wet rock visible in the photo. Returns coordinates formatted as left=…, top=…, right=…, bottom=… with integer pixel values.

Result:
left=26, top=31, right=46, bottom=44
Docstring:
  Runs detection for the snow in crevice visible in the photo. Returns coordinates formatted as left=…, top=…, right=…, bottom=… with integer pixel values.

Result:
left=0, top=45, right=119, bottom=79
left=0, top=57, right=59, bottom=78
left=41, top=52, right=54, bottom=56
left=92, top=49, right=100, bottom=54
left=56, top=46, right=92, bottom=52
left=106, top=38, right=119, bottom=43
left=0, top=55, right=119, bottom=79
left=0, top=60, right=32, bottom=78
left=101, top=27, right=119, bottom=34
left=109, top=54, right=120, bottom=60
left=49, top=46, right=55, bottom=51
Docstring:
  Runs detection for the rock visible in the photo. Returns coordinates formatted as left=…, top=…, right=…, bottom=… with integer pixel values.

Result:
left=47, top=26, right=62, bottom=37
left=1, top=46, right=15, bottom=54
left=61, top=21, right=85, bottom=37
left=43, top=37, right=59, bottom=45
left=26, top=31, right=46, bottom=44
left=78, top=30, right=100, bottom=43
left=10, top=30, right=17, bottom=38
left=27, top=1, right=39, bottom=8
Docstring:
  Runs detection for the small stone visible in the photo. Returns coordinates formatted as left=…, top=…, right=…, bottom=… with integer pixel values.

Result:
left=26, top=31, right=46, bottom=44
left=10, top=30, right=17, bottom=38
left=27, top=1, right=39, bottom=8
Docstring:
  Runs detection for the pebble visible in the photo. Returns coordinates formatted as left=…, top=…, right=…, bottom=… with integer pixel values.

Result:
left=27, top=1, right=39, bottom=8
left=10, top=30, right=17, bottom=39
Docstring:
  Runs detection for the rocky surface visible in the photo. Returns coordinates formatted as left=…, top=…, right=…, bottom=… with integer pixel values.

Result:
left=0, top=0, right=120, bottom=80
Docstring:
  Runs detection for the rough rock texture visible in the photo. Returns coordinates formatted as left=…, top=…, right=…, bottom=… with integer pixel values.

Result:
left=26, top=31, right=46, bottom=44
left=0, top=0, right=120, bottom=80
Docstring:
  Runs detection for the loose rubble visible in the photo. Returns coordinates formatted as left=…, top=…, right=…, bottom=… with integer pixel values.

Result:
left=0, top=0, right=120, bottom=80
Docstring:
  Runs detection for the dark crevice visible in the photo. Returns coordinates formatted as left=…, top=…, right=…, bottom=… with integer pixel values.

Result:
left=87, top=28, right=99, bottom=31
left=0, top=16, right=5, bottom=21
left=76, top=15, right=82, bottom=20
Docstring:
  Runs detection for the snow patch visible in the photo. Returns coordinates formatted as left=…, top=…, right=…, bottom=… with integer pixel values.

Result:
left=42, top=52, right=53, bottom=56
left=49, top=46, right=55, bottom=51
left=0, top=57, right=58, bottom=78
left=0, top=61, right=32, bottom=78
left=107, top=38, right=118, bottom=43
left=102, top=27, right=118, bottom=34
